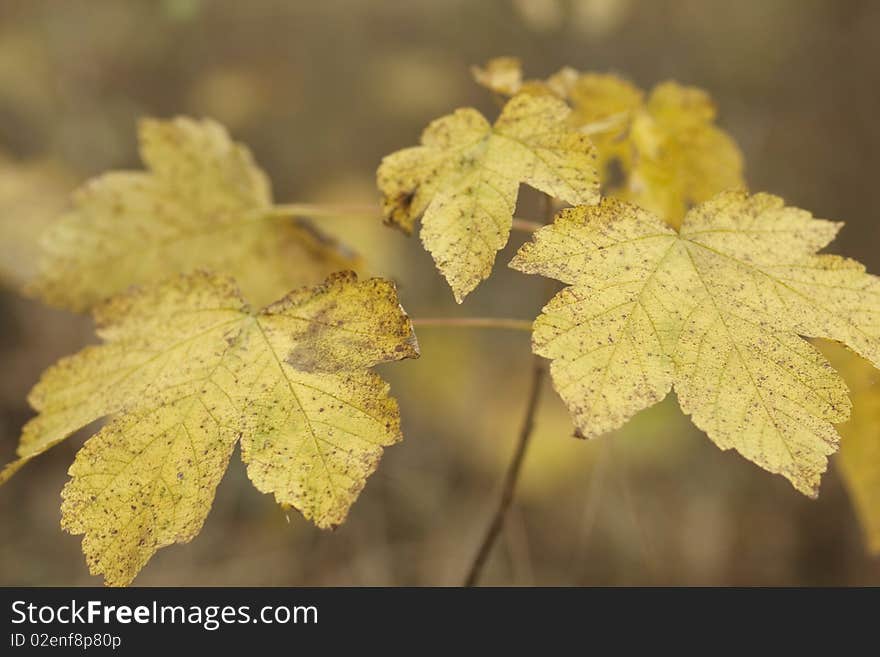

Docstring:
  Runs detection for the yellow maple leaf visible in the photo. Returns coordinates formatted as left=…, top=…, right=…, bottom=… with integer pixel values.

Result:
left=470, top=56, right=525, bottom=97
left=819, top=342, right=880, bottom=553
left=377, top=94, right=599, bottom=302
left=30, top=117, right=358, bottom=312
left=625, top=82, right=744, bottom=227
left=510, top=191, right=880, bottom=496
left=565, top=72, right=644, bottom=185
left=472, top=60, right=743, bottom=227
left=1, top=271, right=418, bottom=585
left=470, top=56, right=572, bottom=99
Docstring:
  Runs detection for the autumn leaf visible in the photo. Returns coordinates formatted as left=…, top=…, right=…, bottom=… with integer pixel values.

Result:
left=470, top=57, right=576, bottom=99
left=476, top=63, right=645, bottom=171
left=625, top=82, right=744, bottom=227
left=377, top=94, right=599, bottom=302
left=819, top=341, right=880, bottom=553
left=564, top=73, right=644, bottom=183
left=470, top=56, right=524, bottom=97
left=510, top=191, right=880, bottom=496
left=1, top=271, right=418, bottom=585
left=30, top=117, right=358, bottom=312
left=0, top=156, right=75, bottom=288
left=472, top=59, right=744, bottom=227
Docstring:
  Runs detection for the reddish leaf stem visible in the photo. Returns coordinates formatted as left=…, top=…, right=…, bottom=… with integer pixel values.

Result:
left=271, top=203, right=541, bottom=233
left=411, top=317, right=532, bottom=331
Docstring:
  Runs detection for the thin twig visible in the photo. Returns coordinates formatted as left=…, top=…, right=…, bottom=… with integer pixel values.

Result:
left=412, top=317, right=532, bottom=331
left=463, top=360, right=544, bottom=587
left=463, top=193, right=556, bottom=587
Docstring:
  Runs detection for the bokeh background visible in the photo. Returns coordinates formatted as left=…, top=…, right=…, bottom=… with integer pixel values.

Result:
left=1, top=0, right=879, bottom=586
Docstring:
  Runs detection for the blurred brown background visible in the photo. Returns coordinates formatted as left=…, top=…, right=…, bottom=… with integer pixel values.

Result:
left=1, top=0, right=879, bottom=586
